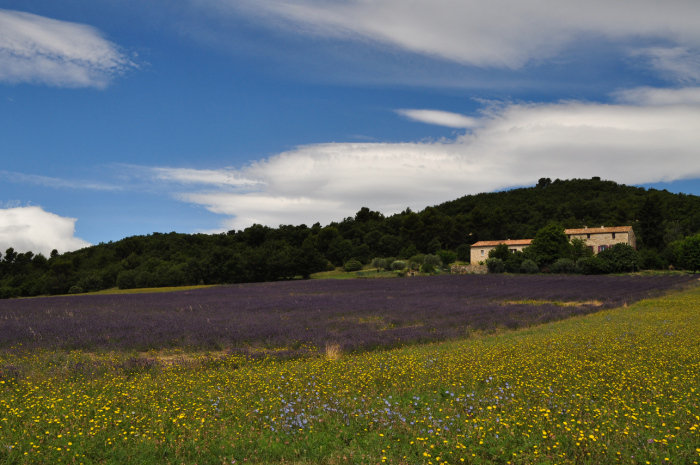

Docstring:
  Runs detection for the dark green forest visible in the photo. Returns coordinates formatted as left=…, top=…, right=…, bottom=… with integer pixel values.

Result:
left=2, top=177, right=700, bottom=298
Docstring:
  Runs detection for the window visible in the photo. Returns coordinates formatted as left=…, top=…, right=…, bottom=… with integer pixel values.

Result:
left=598, top=245, right=608, bottom=252
left=510, top=249, right=516, bottom=253
left=587, top=233, right=591, bottom=239
left=612, top=232, right=616, bottom=239
left=481, top=249, right=484, bottom=256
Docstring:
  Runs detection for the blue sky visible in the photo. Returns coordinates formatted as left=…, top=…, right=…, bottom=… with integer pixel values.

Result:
left=2, top=1, right=700, bottom=255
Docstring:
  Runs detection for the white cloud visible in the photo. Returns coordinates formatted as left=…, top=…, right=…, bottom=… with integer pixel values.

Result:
left=0, top=170, right=123, bottom=191
left=149, top=94, right=700, bottom=231
left=0, top=206, right=90, bottom=255
left=151, top=167, right=263, bottom=188
left=0, top=9, right=134, bottom=88
left=396, top=109, right=478, bottom=128
left=633, top=47, right=700, bottom=83
left=214, top=0, right=700, bottom=70
left=614, top=86, right=700, bottom=106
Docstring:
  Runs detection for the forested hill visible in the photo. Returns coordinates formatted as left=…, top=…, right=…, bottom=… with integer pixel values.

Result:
left=2, top=177, right=700, bottom=297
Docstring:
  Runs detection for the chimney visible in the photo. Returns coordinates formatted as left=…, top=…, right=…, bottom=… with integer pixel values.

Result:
left=601, top=225, right=604, bottom=229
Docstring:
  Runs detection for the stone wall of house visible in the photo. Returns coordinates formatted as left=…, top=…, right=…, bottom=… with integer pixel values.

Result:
left=470, top=244, right=530, bottom=264
left=569, top=232, right=634, bottom=253
left=451, top=264, right=488, bottom=274
left=470, top=248, right=489, bottom=264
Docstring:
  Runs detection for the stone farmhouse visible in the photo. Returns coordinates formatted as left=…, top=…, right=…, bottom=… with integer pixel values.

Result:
left=470, top=226, right=636, bottom=263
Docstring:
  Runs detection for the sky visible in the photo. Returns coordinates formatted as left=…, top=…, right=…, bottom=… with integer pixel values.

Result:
left=1, top=0, right=700, bottom=255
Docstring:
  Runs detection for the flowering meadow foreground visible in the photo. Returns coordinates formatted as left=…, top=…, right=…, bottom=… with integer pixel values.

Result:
left=1, top=276, right=700, bottom=464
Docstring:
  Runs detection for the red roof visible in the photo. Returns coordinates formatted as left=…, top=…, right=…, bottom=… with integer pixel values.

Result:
left=565, top=226, right=633, bottom=235
left=471, top=239, right=533, bottom=247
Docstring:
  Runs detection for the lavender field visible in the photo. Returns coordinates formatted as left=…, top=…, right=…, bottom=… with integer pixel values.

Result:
left=0, top=274, right=696, bottom=355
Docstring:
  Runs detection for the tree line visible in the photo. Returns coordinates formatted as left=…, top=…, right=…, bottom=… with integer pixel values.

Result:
left=2, top=177, right=700, bottom=298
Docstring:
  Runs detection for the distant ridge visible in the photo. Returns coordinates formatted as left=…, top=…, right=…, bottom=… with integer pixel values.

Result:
left=1, top=177, right=699, bottom=297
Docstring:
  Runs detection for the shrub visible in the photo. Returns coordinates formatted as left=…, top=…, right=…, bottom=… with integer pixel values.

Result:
left=551, top=258, right=575, bottom=274
left=423, top=254, right=443, bottom=268
left=371, top=258, right=387, bottom=271
left=77, top=275, right=103, bottom=292
left=343, top=259, right=363, bottom=272
left=520, top=259, right=539, bottom=274
left=488, top=243, right=511, bottom=261
left=456, top=244, right=471, bottom=262
left=639, top=249, right=666, bottom=270
left=598, top=244, right=640, bottom=273
left=0, top=286, right=20, bottom=299
left=486, top=258, right=505, bottom=274
left=678, top=233, right=700, bottom=272
left=116, top=270, right=138, bottom=289
left=68, top=285, right=84, bottom=294
left=420, top=263, right=436, bottom=274
left=391, top=260, right=406, bottom=271
left=436, top=250, right=457, bottom=266
left=505, top=252, right=525, bottom=273
left=575, top=257, right=610, bottom=275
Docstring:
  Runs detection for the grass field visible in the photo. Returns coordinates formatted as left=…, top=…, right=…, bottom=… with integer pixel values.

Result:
left=1, top=281, right=699, bottom=464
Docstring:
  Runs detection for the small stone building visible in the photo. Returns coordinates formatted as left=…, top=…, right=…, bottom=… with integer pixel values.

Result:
left=469, top=226, right=636, bottom=262
left=470, top=239, right=533, bottom=264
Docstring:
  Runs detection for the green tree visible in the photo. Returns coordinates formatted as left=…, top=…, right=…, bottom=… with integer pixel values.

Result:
left=343, top=259, right=363, bottom=272
left=520, top=259, right=539, bottom=274
left=488, top=243, right=511, bottom=261
left=639, top=193, right=664, bottom=250
left=528, top=223, right=570, bottom=266
left=455, top=244, right=471, bottom=262
left=569, top=238, right=594, bottom=261
left=678, top=233, right=700, bottom=272
left=485, top=258, right=505, bottom=273
left=371, top=257, right=386, bottom=272
left=598, top=244, right=640, bottom=273
left=436, top=250, right=456, bottom=267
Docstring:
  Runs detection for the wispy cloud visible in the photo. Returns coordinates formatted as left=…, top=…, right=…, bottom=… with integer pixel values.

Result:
left=632, top=47, right=700, bottom=83
left=396, top=109, right=479, bottom=128
left=0, top=9, right=135, bottom=88
left=150, top=167, right=263, bottom=188
left=214, top=0, right=700, bottom=70
left=149, top=93, right=700, bottom=231
left=0, top=206, right=90, bottom=255
left=614, top=86, right=700, bottom=106
left=0, top=170, right=123, bottom=191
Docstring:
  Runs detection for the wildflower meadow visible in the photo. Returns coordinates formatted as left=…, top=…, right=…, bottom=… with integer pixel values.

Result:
left=1, top=275, right=699, bottom=464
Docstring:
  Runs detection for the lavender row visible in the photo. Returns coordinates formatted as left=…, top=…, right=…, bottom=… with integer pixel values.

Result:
left=0, top=274, right=695, bottom=354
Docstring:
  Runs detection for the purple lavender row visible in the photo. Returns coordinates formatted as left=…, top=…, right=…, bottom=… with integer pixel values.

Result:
left=0, top=275, right=695, bottom=354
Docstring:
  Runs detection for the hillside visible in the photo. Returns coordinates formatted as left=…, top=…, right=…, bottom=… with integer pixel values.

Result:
left=1, top=177, right=699, bottom=297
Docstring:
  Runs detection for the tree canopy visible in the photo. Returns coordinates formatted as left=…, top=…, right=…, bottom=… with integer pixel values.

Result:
left=2, top=177, right=700, bottom=297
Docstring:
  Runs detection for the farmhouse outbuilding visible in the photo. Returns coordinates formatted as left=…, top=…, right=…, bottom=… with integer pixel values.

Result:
left=470, top=239, right=533, bottom=264
left=470, top=225, right=636, bottom=263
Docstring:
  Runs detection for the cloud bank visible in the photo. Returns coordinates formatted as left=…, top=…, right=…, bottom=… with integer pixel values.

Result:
left=147, top=87, right=700, bottom=231
left=0, top=206, right=91, bottom=255
left=0, top=9, right=134, bottom=88
left=217, top=0, right=700, bottom=76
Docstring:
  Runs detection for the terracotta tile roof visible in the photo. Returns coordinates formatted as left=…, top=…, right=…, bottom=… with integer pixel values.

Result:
left=471, top=239, right=533, bottom=247
left=565, top=226, right=633, bottom=235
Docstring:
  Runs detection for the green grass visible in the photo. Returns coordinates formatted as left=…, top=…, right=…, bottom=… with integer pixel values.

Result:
left=2, top=285, right=700, bottom=464
left=310, top=267, right=397, bottom=280
left=81, top=285, right=218, bottom=295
